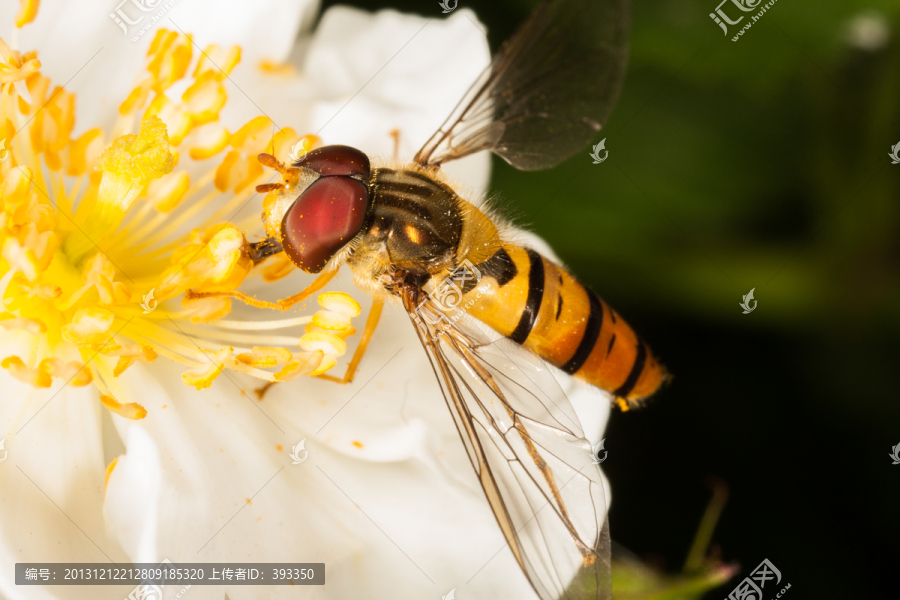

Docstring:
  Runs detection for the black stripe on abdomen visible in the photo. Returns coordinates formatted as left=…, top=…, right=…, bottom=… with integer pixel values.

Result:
left=478, top=248, right=517, bottom=287
left=613, top=341, right=647, bottom=398
left=509, top=249, right=544, bottom=345
left=561, top=288, right=603, bottom=374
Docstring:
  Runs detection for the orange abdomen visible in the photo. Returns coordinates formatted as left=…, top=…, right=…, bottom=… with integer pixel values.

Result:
left=463, top=245, right=667, bottom=406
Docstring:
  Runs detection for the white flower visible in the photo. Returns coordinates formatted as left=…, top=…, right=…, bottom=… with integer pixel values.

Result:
left=0, top=2, right=610, bottom=600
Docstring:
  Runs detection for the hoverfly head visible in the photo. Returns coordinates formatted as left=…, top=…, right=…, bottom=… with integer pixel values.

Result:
left=257, top=145, right=372, bottom=273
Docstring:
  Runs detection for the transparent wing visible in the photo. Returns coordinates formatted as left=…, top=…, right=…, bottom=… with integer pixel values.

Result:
left=414, top=0, right=629, bottom=171
left=402, top=292, right=611, bottom=600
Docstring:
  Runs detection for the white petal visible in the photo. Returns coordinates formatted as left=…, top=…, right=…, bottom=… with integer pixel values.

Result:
left=0, top=0, right=319, bottom=136
left=219, top=5, right=493, bottom=195
left=106, top=356, right=538, bottom=599
left=103, top=426, right=160, bottom=563
left=302, top=7, right=492, bottom=194
left=0, top=372, right=128, bottom=600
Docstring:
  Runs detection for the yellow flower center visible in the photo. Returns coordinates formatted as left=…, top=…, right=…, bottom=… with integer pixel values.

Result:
left=0, top=27, right=355, bottom=419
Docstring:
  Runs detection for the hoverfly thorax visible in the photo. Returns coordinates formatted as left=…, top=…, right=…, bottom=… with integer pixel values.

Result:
left=359, top=167, right=464, bottom=276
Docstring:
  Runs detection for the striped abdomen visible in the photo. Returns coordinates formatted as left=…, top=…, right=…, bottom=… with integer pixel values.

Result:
left=463, top=245, right=667, bottom=406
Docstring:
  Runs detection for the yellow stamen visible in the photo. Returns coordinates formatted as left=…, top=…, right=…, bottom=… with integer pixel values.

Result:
left=275, top=351, right=325, bottom=382
left=0, top=28, right=360, bottom=419
left=15, top=0, right=41, bottom=27
left=64, top=116, right=174, bottom=264
left=61, top=306, right=114, bottom=346
left=182, top=346, right=232, bottom=389
left=236, top=346, right=292, bottom=368
left=300, top=330, right=347, bottom=356
left=104, top=457, right=118, bottom=498
left=212, top=315, right=313, bottom=331
left=100, top=394, right=147, bottom=420
left=1, top=356, right=51, bottom=387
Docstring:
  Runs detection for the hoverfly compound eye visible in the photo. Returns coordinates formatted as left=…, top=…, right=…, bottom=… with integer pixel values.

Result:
left=292, top=144, right=371, bottom=178
left=281, top=167, right=369, bottom=273
left=281, top=145, right=371, bottom=273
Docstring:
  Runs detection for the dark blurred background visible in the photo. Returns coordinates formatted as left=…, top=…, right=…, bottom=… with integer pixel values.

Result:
left=326, top=0, right=900, bottom=597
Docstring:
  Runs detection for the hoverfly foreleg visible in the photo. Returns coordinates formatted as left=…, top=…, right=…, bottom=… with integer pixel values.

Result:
left=185, top=268, right=339, bottom=311
left=248, top=237, right=284, bottom=264
left=316, top=297, right=384, bottom=385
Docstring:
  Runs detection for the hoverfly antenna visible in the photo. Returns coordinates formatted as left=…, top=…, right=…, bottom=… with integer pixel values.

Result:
left=256, top=153, right=301, bottom=193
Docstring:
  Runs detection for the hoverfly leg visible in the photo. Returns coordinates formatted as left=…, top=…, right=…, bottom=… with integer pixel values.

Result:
left=389, top=129, right=401, bottom=159
left=316, top=297, right=384, bottom=384
left=272, top=268, right=340, bottom=310
left=248, top=237, right=283, bottom=264
left=254, top=381, right=276, bottom=400
left=185, top=269, right=339, bottom=311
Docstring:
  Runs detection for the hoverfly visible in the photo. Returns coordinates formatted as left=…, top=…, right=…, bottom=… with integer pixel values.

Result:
left=191, top=0, right=666, bottom=597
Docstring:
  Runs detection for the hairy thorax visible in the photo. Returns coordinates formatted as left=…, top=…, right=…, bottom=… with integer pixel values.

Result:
left=344, top=161, right=502, bottom=301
